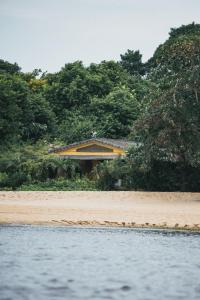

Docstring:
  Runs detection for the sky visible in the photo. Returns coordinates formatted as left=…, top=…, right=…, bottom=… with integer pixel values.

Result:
left=0, top=0, right=200, bottom=72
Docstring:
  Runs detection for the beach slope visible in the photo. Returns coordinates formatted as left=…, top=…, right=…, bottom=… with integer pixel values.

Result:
left=0, top=191, right=200, bottom=230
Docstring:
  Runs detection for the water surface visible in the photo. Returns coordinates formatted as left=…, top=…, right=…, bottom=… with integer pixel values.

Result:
left=0, top=225, right=200, bottom=300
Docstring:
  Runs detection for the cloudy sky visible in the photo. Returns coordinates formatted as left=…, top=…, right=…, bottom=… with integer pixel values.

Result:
left=0, top=0, right=200, bottom=72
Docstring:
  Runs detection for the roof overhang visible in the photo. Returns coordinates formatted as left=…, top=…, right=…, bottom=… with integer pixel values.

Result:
left=58, top=154, right=121, bottom=160
left=49, top=138, right=136, bottom=153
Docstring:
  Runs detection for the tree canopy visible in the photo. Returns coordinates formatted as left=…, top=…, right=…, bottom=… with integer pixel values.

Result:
left=1, top=23, right=200, bottom=191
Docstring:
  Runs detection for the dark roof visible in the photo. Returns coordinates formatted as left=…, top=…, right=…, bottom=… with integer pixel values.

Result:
left=49, top=138, right=137, bottom=153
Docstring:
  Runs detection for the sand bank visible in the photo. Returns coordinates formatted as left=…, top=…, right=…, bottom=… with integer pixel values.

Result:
left=0, top=191, right=200, bottom=230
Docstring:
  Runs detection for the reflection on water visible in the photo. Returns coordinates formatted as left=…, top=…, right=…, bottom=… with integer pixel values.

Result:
left=0, top=225, right=200, bottom=300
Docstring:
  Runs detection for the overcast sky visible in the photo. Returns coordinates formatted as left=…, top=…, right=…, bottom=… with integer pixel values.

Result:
left=0, top=0, right=200, bottom=72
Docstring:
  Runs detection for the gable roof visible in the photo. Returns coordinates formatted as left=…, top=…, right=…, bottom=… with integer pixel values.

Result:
left=49, top=138, right=137, bottom=153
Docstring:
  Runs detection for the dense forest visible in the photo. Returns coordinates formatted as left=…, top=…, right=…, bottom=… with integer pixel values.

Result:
left=1, top=23, right=200, bottom=191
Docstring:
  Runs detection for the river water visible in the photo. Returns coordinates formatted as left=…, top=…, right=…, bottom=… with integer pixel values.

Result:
left=0, top=225, right=200, bottom=300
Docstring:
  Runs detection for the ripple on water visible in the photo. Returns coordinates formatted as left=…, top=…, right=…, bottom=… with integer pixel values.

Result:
left=0, top=226, right=200, bottom=300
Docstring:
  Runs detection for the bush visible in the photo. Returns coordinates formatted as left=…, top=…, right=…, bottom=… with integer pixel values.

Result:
left=0, top=144, right=81, bottom=190
left=17, top=177, right=98, bottom=191
left=95, top=146, right=200, bottom=191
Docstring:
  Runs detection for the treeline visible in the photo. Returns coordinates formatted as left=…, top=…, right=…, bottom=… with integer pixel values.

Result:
left=1, top=23, right=200, bottom=191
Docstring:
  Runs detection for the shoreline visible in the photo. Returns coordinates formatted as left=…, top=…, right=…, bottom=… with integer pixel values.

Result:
left=0, top=191, right=200, bottom=231
left=1, top=221, right=200, bottom=232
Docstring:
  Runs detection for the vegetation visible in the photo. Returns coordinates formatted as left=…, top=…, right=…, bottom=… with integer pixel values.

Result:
left=1, top=23, right=200, bottom=191
left=17, top=178, right=97, bottom=191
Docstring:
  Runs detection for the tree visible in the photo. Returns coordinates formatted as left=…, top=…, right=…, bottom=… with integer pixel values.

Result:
left=21, top=93, right=55, bottom=141
left=0, top=59, right=21, bottom=74
left=59, top=112, right=96, bottom=144
left=120, top=50, right=145, bottom=76
left=146, top=23, right=200, bottom=72
left=169, top=22, right=200, bottom=39
left=88, top=60, right=130, bottom=96
left=132, top=24, right=200, bottom=190
left=0, top=73, right=29, bottom=145
left=44, top=61, right=90, bottom=119
left=89, top=86, right=140, bottom=138
left=0, top=71, right=55, bottom=145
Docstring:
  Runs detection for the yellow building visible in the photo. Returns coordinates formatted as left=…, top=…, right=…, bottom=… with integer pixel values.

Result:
left=49, top=138, right=135, bottom=173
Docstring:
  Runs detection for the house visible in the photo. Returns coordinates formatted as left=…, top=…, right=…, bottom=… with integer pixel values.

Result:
left=49, top=138, right=135, bottom=173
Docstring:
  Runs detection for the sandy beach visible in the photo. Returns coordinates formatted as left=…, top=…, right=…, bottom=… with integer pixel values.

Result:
left=0, top=191, right=200, bottom=230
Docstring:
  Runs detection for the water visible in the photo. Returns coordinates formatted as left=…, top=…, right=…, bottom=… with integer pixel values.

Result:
left=0, top=226, right=200, bottom=300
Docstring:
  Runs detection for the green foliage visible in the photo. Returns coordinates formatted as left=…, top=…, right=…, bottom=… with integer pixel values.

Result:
left=96, top=146, right=200, bottom=192
left=0, top=59, right=21, bottom=74
left=120, top=50, right=145, bottom=76
left=44, top=61, right=90, bottom=119
left=95, top=145, right=147, bottom=190
left=17, top=178, right=97, bottom=191
left=44, top=60, right=131, bottom=121
left=89, top=86, right=140, bottom=138
left=87, top=60, right=130, bottom=96
left=147, top=23, right=200, bottom=73
left=1, top=22, right=200, bottom=191
left=0, top=73, right=29, bottom=143
left=59, top=112, right=96, bottom=143
left=169, top=22, right=200, bottom=38
left=0, top=72, right=55, bottom=144
left=135, top=25, right=200, bottom=169
left=21, top=93, right=55, bottom=141
left=0, top=144, right=81, bottom=189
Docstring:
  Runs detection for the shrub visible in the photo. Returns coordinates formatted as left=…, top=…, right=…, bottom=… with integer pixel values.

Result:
left=0, top=144, right=81, bottom=190
left=17, top=177, right=98, bottom=191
